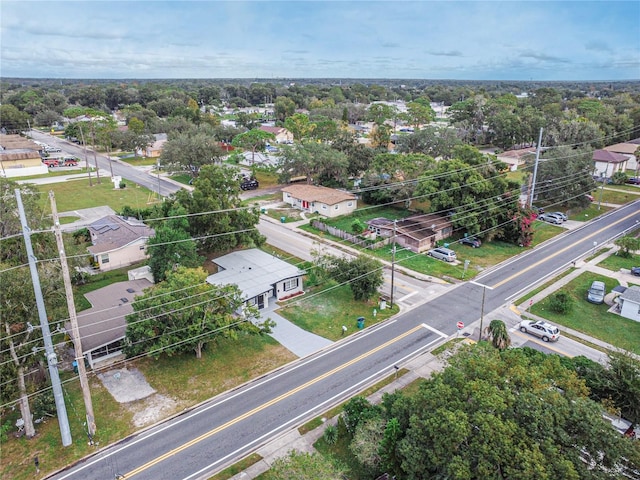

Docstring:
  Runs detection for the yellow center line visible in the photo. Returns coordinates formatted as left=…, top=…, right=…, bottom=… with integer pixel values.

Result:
left=491, top=210, right=639, bottom=289
left=124, top=324, right=426, bottom=478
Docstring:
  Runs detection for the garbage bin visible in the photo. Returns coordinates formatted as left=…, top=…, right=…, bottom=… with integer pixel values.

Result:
left=72, top=361, right=78, bottom=373
left=357, top=317, right=365, bottom=329
left=280, top=216, right=286, bottom=223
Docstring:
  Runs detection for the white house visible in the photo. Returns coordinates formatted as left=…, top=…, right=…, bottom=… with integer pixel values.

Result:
left=281, top=185, right=357, bottom=218
left=206, top=249, right=305, bottom=310
left=618, top=285, right=640, bottom=323
left=592, top=149, right=629, bottom=179
left=258, top=126, right=293, bottom=144
left=87, top=215, right=155, bottom=271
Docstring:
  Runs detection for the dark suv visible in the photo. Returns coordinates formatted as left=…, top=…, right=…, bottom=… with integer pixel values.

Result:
left=460, top=236, right=481, bottom=248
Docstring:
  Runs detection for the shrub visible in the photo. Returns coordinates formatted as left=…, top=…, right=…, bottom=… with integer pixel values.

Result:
left=323, top=424, right=338, bottom=444
left=549, top=291, right=574, bottom=314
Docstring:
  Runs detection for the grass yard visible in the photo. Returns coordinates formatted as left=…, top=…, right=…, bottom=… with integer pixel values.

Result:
left=277, top=282, right=398, bottom=340
left=36, top=178, right=158, bottom=213
left=530, top=271, right=640, bottom=354
left=597, top=252, right=640, bottom=273
left=119, top=155, right=158, bottom=167
left=0, top=335, right=296, bottom=480
left=595, top=187, right=640, bottom=205
left=170, top=173, right=193, bottom=185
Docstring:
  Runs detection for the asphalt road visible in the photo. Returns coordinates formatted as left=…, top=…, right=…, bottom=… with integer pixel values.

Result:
left=28, top=130, right=182, bottom=196
left=46, top=199, right=640, bottom=480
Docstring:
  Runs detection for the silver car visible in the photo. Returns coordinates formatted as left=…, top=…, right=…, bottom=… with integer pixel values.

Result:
left=427, top=247, right=457, bottom=262
left=519, top=320, right=560, bottom=342
left=587, top=281, right=606, bottom=304
left=538, top=213, right=563, bottom=225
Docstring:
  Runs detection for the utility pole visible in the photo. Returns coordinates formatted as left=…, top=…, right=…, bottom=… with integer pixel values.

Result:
left=598, top=160, right=610, bottom=211
left=390, top=220, right=397, bottom=308
left=528, top=127, right=544, bottom=208
left=78, top=124, right=92, bottom=187
left=49, top=191, right=96, bottom=440
left=15, top=189, right=72, bottom=447
left=478, top=285, right=486, bottom=343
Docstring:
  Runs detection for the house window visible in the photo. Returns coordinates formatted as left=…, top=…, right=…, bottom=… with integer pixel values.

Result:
left=334, top=205, right=339, bottom=210
left=283, top=278, right=298, bottom=291
left=101, top=254, right=109, bottom=264
left=322, top=205, right=327, bottom=210
left=139, top=245, right=145, bottom=250
left=347, top=202, right=353, bottom=207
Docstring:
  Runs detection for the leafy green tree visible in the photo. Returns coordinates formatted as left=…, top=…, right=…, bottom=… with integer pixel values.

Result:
left=174, top=164, right=264, bottom=252
left=284, top=113, right=316, bottom=140
left=231, top=128, right=275, bottom=164
left=161, top=128, right=225, bottom=177
left=395, top=125, right=462, bottom=159
left=275, top=96, right=296, bottom=123
left=404, top=99, right=435, bottom=129
left=329, top=255, right=384, bottom=301
left=330, top=130, right=375, bottom=177
left=124, top=267, right=266, bottom=359
left=367, top=103, right=394, bottom=126
left=483, top=319, right=511, bottom=350
left=235, top=111, right=261, bottom=130
left=614, top=235, right=640, bottom=258
left=350, top=416, right=386, bottom=475
left=266, top=450, right=346, bottom=479
left=128, top=117, right=145, bottom=135
left=146, top=205, right=203, bottom=283
left=277, top=141, right=348, bottom=186
left=0, top=104, right=31, bottom=133
left=391, top=345, right=638, bottom=480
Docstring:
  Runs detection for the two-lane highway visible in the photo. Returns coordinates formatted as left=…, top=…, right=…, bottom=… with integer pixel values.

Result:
left=48, top=200, right=640, bottom=480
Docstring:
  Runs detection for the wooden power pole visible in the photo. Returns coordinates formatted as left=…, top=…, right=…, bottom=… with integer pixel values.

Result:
left=49, top=191, right=96, bottom=440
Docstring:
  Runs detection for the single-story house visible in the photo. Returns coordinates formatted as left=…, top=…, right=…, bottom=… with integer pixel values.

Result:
left=367, top=213, right=454, bottom=253
left=87, top=215, right=155, bottom=271
left=618, top=285, right=640, bottom=323
left=258, top=126, right=294, bottom=144
left=66, top=278, right=153, bottom=368
left=604, top=140, right=640, bottom=171
left=0, top=134, right=48, bottom=177
left=140, top=133, right=167, bottom=158
left=206, top=249, right=305, bottom=310
left=282, top=185, right=357, bottom=218
left=496, top=147, right=536, bottom=171
left=593, top=149, right=629, bottom=179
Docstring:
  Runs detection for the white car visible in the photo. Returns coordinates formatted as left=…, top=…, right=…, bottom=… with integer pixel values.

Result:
left=518, top=319, right=560, bottom=342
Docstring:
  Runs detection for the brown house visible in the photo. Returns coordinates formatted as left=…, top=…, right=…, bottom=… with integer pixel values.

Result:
left=367, top=213, right=453, bottom=253
left=0, top=134, right=48, bottom=177
left=258, top=126, right=293, bottom=143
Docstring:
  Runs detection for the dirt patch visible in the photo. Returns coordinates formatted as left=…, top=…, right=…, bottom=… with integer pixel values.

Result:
left=98, top=367, right=178, bottom=428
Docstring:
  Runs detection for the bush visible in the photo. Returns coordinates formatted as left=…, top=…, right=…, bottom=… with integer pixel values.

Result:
left=549, top=291, right=574, bottom=314
left=323, top=424, right=338, bottom=444
left=351, top=219, right=365, bottom=234
left=119, top=181, right=126, bottom=189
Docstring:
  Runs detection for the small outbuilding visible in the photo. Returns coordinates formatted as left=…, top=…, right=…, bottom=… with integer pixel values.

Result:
left=618, top=285, right=640, bottom=323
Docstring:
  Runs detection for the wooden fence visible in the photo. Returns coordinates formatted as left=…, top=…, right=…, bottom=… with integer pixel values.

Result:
left=311, top=220, right=389, bottom=250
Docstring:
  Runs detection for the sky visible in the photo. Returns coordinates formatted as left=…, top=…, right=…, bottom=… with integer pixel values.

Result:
left=1, top=1, right=639, bottom=81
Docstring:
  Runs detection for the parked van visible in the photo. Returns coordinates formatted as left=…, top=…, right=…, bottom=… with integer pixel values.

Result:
left=427, top=247, right=457, bottom=262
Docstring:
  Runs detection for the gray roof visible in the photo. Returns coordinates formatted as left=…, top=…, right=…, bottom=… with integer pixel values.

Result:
left=87, top=215, right=155, bottom=254
left=67, top=279, right=153, bottom=352
left=620, top=285, right=640, bottom=304
left=206, top=249, right=305, bottom=300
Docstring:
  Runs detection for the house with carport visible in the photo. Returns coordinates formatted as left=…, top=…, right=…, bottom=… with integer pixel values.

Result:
left=206, top=249, right=305, bottom=310
left=367, top=213, right=454, bottom=253
left=282, top=185, right=357, bottom=218
left=87, top=215, right=155, bottom=271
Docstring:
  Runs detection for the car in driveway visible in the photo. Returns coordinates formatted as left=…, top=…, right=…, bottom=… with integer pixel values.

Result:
left=519, top=319, right=560, bottom=342
left=550, top=211, right=567, bottom=222
left=587, top=280, right=606, bottom=304
left=459, top=236, right=482, bottom=248
left=626, top=177, right=640, bottom=185
left=427, top=247, right=457, bottom=262
left=631, top=267, right=640, bottom=276
left=538, top=213, right=563, bottom=225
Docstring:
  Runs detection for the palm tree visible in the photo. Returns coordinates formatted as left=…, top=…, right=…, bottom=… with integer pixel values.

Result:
left=484, top=319, right=511, bottom=350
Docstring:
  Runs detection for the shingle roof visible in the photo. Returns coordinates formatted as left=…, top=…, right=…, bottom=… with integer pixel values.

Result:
left=67, top=279, right=153, bottom=352
left=603, top=143, right=640, bottom=154
left=259, top=126, right=286, bottom=135
left=206, top=248, right=304, bottom=299
left=282, top=184, right=356, bottom=205
left=592, top=149, right=628, bottom=163
left=620, top=285, right=640, bottom=304
left=87, top=215, right=155, bottom=254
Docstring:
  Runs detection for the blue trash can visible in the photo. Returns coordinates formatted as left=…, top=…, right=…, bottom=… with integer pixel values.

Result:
left=357, top=317, right=365, bottom=329
left=280, top=216, right=286, bottom=223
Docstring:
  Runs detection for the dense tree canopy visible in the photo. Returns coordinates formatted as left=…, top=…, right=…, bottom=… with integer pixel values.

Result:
left=124, top=267, right=268, bottom=359
left=160, top=126, right=225, bottom=176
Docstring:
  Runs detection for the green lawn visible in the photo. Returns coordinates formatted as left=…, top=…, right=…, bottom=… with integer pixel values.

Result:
left=530, top=271, right=640, bottom=354
left=277, top=282, right=398, bottom=340
left=35, top=178, right=158, bottom=213
left=119, top=155, right=158, bottom=167
left=597, top=252, right=640, bottom=273
left=1, top=335, right=296, bottom=480
left=595, top=186, right=640, bottom=205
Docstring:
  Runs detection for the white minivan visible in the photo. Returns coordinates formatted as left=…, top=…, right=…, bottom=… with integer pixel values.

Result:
left=427, top=247, right=457, bottom=262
